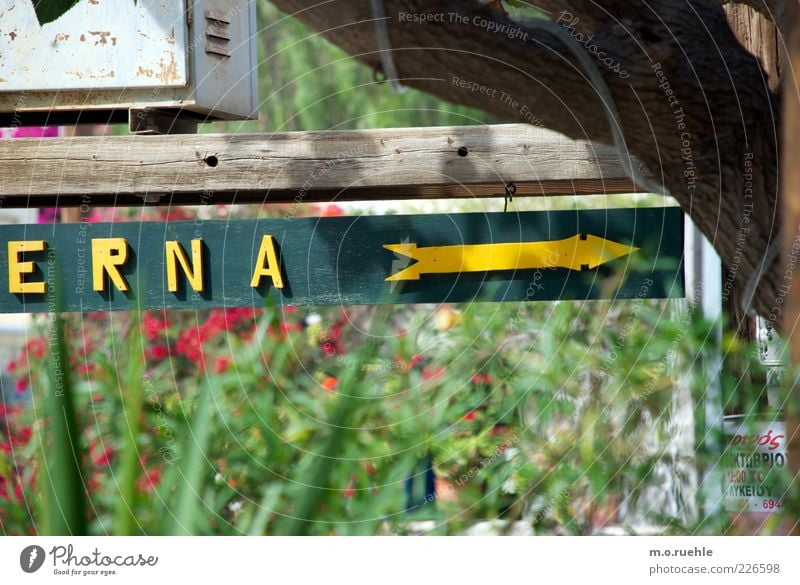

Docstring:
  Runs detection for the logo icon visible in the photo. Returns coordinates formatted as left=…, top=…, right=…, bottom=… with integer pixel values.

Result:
left=20, top=545, right=45, bottom=573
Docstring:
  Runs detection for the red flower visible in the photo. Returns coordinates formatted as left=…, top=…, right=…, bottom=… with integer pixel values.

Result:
left=463, top=410, right=477, bottom=422
left=213, top=357, right=231, bottom=374
left=15, top=378, right=27, bottom=394
left=321, top=204, right=345, bottom=217
left=408, top=354, right=423, bottom=369
left=137, top=468, right=162, bottom=492
left=489, top=425, right=510, bottom=437
left=162, top=208, right=193, bottom=222
left=94, top=446, right=114, bottom=467
left=343, top=478, right=356, bottom=498
left=147, top=344, right=170, bottom=361
left=176, top=328, right=203, bottom=362
left=280, top=321, right=300, bottom=335
left=16, top=427, right=32, bottom=446
left=142, top=311, right=170, bottom=341
left=471, top=373, right=492, bottom=385
left=78, top=363, right=96, bottom=375
left=6, top=360, right=16, bottom=374
left=322, top=376, right=338, bottom=391
left=26, top=337, right=46, bottom=360
left=422, top=367, right=445, bottom=381
left=87, top=472, right=102, bottom=495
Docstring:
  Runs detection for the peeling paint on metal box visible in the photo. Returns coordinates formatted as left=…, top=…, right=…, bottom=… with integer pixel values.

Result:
left=0, top=0, right=188, bottom=90
left=0, top=0, right=259, bottom=122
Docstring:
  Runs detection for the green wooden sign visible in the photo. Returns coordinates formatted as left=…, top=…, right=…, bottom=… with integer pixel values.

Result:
left=0, top=208, right=683, bottom=313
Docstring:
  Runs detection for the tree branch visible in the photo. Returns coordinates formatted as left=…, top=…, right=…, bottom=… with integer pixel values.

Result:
left=269, top=0, right=782, bottom=320
left=713, top=0, right=785, bottom=28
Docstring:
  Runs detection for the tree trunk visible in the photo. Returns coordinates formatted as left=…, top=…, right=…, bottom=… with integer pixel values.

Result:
left=270, top=0, right=783, bottom=320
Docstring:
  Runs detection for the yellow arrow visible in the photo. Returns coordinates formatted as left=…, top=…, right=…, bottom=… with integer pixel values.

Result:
left=384, top=234, right=639, bottom=281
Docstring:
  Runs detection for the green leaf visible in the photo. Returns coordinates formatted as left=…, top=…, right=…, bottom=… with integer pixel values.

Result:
left=32, top=0, right=81, bottom=26
left=32, top=0, right=137, bottom=26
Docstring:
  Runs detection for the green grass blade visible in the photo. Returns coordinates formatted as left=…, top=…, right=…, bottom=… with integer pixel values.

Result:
left=112, top=313, right=146, bottom=535
left=168, top=377, right=214, bottom=535
left=42, top=312, right=87, bottom=535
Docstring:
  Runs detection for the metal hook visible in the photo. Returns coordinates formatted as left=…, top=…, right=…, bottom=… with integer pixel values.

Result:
left=503, top=183, right=516, bottom=212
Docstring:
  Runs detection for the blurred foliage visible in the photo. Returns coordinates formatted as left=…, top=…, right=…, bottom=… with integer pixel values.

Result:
left=2, top=0, right=797, bottom=537
left=5, top=240, right=793, bottom=535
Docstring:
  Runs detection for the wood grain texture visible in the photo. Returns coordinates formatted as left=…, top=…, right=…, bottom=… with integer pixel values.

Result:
left=781, top=0, right=800, bottom=536
left=0, top=124, right=643, bottom=207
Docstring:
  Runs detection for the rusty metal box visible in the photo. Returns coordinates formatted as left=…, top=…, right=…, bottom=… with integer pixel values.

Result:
left=0, top=0, right=259, bottom=128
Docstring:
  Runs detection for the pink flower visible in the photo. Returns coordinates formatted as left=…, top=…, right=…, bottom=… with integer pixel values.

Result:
left=463, top=410, right=477, bottom=422
left=15, top=378, right=28, bottom=394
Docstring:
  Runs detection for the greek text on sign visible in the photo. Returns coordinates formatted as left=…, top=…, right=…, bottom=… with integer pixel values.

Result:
left=723, top=416, right=787, bottom=513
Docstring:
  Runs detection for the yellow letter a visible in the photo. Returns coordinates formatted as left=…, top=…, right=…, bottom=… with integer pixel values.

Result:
left=250, top=235, right=284, bottom=289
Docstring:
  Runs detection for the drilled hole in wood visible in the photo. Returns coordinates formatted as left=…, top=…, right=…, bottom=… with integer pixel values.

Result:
left=457, top=146, right=469, bottom=157
left=204, top=155, right=219, bottom=167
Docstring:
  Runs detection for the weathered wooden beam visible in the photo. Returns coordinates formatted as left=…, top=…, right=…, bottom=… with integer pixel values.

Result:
left=0, top=124, right=644, bottom=207
left=782, top=1, right=800, bottom=536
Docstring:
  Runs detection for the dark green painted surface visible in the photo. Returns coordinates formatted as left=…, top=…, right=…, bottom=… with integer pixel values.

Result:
left=0, top=208, right=684, bottom=313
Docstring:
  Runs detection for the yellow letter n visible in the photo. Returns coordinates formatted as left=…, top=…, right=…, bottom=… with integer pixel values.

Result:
left=166, top=239, right=204, bottom=292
